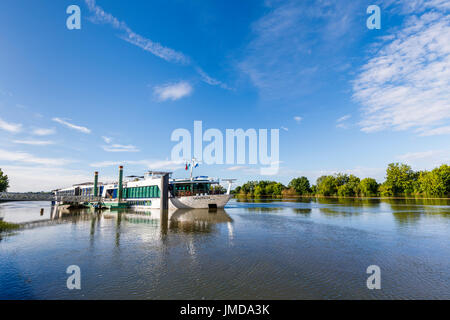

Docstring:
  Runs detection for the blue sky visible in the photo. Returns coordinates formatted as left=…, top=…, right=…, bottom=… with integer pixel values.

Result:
left=0, top=0, right=449, bottom=191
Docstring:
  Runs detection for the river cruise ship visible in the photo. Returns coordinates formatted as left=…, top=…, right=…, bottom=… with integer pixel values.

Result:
left=55, top=170, right=234, bottom=210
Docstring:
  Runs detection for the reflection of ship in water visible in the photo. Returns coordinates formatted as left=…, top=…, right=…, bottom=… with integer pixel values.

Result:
left=16, top=204, right=233, bottom=248
left=113, top=208, right=233, bottom=234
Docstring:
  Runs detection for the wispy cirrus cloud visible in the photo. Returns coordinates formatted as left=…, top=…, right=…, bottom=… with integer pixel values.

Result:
left=353, top=5, right=450, bottom=135
left=0, top=149, right=73, bottom=166
left=226, top=166, right=248, bottom=171
left=336, top=114, right=351, bottom=129
left=90, top=159, right=183, bottom=171
left=0, top=117, right=22, bottom=133
left=102, top=136, right=112, bottom=144
left=13, top=140, right=55, bottom=146
left=1, top=165, right=103, bottom=192
left=418, top=126, right=450, bottom=136
left=32, top=128, right=56, bottom=136
left=153, top=81, right=193, bottom=101
left=396, top=149, right=450, bottom=169
left=84, top=0, right=189, bottom=64
left=52, top=117, right=91, bottom=134
left=196, top=67, right=231, bottom=90
left=84, top=0, right=229, bottom=89
left=102, top=144, right=140, bottom=153
left=239, top=0, right=361, bottom=100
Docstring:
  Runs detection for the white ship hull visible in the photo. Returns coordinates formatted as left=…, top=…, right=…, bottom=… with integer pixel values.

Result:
left=169, top=194, right=232, bottom=209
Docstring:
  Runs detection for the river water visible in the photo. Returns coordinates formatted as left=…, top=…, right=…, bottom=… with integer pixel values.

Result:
left=0, top=198, right=449, bottom=299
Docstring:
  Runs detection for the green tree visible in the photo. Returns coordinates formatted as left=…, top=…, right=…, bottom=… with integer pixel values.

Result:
left=417, top=164, right=450, bottom=197
left=316, top=175, right=338, bottom=196
left=384, top=163, right=417, bottom=196
left=379, top=182, right=393, bottom=196
left=0, top=168, right=9, bottom=192
left=359, top=178, right=379, bottom=197
left=337, top=175, right=360, bottom=197
left=335, top=173, right=350, bottom=187
left=288, top=177, right=311, bottom=195
left=254, top=185, right=263, bottom=197
left=272, top=183, right=285, bottom=196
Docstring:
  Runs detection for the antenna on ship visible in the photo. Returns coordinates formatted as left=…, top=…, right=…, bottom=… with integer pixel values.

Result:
left=185, top=158, right=201, bottom=180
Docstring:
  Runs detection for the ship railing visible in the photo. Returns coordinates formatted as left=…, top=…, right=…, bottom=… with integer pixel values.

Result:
left=174, top=190, right=226, bottom=197
left=55, top=195, right=103, bottom=203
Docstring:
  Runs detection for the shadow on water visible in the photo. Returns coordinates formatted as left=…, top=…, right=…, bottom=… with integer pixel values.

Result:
left=293, top=208, right=312, bottom=215
left=381, top=198, right=450, bottom=225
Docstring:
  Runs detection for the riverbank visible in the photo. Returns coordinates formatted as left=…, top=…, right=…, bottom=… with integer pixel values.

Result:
left=0, top=220, right=20, bottom=232
left=233, top=194, right=450, bottom=200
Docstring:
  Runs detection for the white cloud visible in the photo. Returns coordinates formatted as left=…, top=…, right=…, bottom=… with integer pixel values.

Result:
left=227, top=166, right=248, bottom=171
left=32, top=128, right=56, bottom=136
left=336, top=114, right=351, bottom=129
left=418, top=126, right=450, bottom=136
left=84, top=0, right=189, bottom=64
left=89, top=161, right=124, bottom=168
left=294, top=116, right=302, bottom=123
left=102, top=136, right=113, bottom=144
left=195, top=67, right=231, bottom=90
left=353, top=7, right=450, bottom=135
left=13, top=140, right=55, bottom=146
left=52, top=117, right=91, bottom=134
left=396, top=149, right=450, bottom=169
left=84, top=0, right=231, bottom=90
left=154, top=82, right=192, bottom=101
left=102, top=144, right=139, bottom=152
left=281, top=126, right=289, bottom=131
left=90, top=159, right=183, bottom=171
left=337, top=114, right=351, bottom=123
left=0, top=117, right=22, bottom=133
left=0, top=148, right=73, bottom=166
left=388, top=0, right=450, bottom=14
left=0, top=165, right=112, bottom=192
left=239, top=0, right=360, bottom=100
